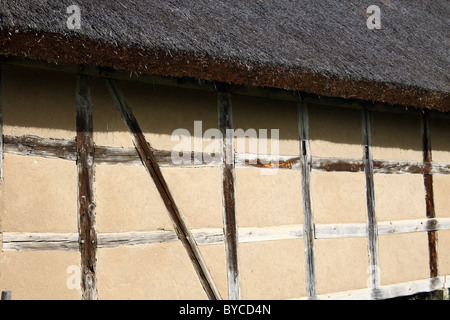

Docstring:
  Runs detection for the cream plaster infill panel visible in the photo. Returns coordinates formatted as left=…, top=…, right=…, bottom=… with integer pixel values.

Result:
left=95, top=164, right=174, bottom=233
left=315, top=237, right=369, bottom=295
left=238, top=239, right=306, bottom=300
left=374, top=174, right=426, bottom=222
left=311, top=171, right=367, bottom=224
left=378, top=232, right=429, bottom=286
left=235, top=168, right=303, bottom=228
left=96, top=242, right=208, bottom=300
left=0, top=250, right=81, bottom=300
left=1, top=154, right=77, bottom=233
left=161, top=167, right=224, bottom=229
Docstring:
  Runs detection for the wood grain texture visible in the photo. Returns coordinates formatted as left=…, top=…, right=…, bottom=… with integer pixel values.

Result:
left=76, top=75, right=98, bottom=300
left=4, top=218, right=450, bottom=251
left=362, top=106, right=380, bottom=296
left=3, top=135, right=449, bottom=174
left=308, top=277, right=447, bottom=300
left=422, top=111, right=438, bottom=278
left=218, top=92, right=240, bottom=300
left=3, top=135, right=77, bottom=161
left=298, top=101, right=317, bottom=299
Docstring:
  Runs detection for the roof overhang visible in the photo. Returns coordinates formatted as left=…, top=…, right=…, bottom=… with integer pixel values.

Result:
left=1, top=29, right=449, bottom=112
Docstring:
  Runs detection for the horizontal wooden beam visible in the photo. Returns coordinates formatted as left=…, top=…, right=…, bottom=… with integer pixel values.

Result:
left=234, top=153, right=301, bottom=170
left=3, top=135, right=77, bottom=161
left=315, top=218, right=450, bottom=239
left=3, top=135, right=450, bottom=174
left=236, top=153, right=450, bottom=175
left=299, top=276, right=448, bottom=300
left=95, top=146, right=219, bottom=167
left=1, top=225, right=301, bottom=251
left=4, top=218, right=449, bottom=250
left=2, top=233, right=79, bottom=251
left=2, top=135, right=218, bottom=167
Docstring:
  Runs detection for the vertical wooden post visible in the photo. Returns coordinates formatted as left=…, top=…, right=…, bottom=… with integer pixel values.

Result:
left=76, top=75, right=97, bottom=300
left=105, top=79, right=221, bottom=300
left=298, top=101, right=317, bottom=299
left=217, top=92, right=240, bottom=300
left=362, top=106, right=380, bottom=298
left=422, top=111, right=438, bottom=278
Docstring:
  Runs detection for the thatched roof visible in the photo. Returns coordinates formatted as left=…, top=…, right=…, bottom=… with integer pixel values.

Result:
left=0, top=0, right=449, bottom=111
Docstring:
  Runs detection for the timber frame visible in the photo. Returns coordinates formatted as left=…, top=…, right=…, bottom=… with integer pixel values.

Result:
left=0, top=58, right=450, bottom=300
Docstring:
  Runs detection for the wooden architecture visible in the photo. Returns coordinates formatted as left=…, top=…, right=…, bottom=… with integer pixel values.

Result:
left=0, top=1, right=449, bottom=300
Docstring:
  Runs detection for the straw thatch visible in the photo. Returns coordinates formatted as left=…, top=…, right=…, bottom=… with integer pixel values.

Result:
left=0, top=0, right=448, bottom=110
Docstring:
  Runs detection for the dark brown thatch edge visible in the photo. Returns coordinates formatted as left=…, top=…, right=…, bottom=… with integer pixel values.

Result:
left=0, top=29, right=448, bottom=112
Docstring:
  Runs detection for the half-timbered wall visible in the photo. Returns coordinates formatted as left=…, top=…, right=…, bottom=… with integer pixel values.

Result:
left=0, top=66, right=80, bottom=300
left=0, top=63, right=449, bottom=300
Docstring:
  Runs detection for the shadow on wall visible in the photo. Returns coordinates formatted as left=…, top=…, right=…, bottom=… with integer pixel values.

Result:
left=2, top=65, right=449, bottom=156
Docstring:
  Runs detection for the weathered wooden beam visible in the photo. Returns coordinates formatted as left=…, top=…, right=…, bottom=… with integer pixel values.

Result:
left=94, top=146, right=219, bottom=167
left=3, top=134, right=450, bottom=175
left=314, top=218, right=450, bottom=239
left=218, top=92, right=241, bottom=300
left=298, top=100, right=317, bottom=299
left=362, top=106, right=380, bottom=297
left=1, top=227, right=295, bottom=251
left=2, top=233, right=79, bottom=251
left=93, top=144, right=140, bottom=165
left=236, top=153, right=450, bottom=175
left=105, top=79, right=221, bottom=300
left=76, top=75, right=98, bottom=300
left=5, top=218, right=450, bottom=251
left=1, top=135, right=217, bottom=167
left=422, top=111, right=438, bottom=278
left=235, top=153, right=301, bottom=170
left=309, top=276, right=447, bottom=300
left=0, top=227, right=293, bottom=251
left=377, top=218, right=449, bottom=235
left=98, top=230, right=180, bottom=248
left=315, top=223, right=367, bottom=239
left=311, top=157, right=364, bottom=173
left=3, top=135, right=77, bottom=161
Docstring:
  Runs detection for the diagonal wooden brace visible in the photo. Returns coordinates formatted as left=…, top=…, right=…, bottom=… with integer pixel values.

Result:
left=105, top=79, right=221, bottom=300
